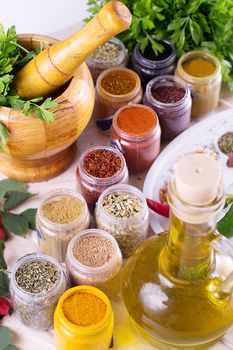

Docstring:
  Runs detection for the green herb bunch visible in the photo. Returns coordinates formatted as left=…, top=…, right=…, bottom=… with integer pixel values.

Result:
left=85, top=0, right=233, bottom=89
left=0, top=24, right=57, bottom=149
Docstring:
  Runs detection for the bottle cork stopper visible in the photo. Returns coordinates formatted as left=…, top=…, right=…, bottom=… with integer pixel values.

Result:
left=174, top=153, right=221, bottom=205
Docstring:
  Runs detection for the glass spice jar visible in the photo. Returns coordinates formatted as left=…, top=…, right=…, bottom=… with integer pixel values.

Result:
left=132, top=40, right=176, bottom=89
left=86, top=37, right=128, bottom=83
left=77, top=146, right=129, bottom=213
left=10, top=253, right=67, bottom=331
left=95, top=184, right=149, bottom=258
left=36, top=189, right=90, bottom=262
left=143, top=75, right=192, bottom=141
left=66, top=229, right=122, bottom=298
left=93, top=66, right=143, bottom=134
left=175, top=50, right=222, bottom=117
left=110, top=104, right=161, bottom=173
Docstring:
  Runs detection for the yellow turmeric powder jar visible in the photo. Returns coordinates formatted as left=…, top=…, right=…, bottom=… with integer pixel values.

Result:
left=54, top=286, right=114, bottom=350
left=175, top=50, right=221, bottom=117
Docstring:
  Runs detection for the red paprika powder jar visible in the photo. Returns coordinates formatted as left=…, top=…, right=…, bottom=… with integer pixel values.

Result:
left=110, top=104, right=161, bottom=173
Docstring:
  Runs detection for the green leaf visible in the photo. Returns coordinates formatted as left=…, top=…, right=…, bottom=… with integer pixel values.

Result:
left=217, top=204, right=233, bottom=238
left=2, top=212, right=29, bottom=236
left=4, top=346, right=18, bottom=350
left=0, top=179, right=27, bottom=197
left=189, top=19, right=202, bottom=45
left=225, top=194, right=233, bottom=208
left=0, top=271, right=10, bottom=297
left=0, top=326, right=11, bottom=350
left=35, top=108, right=55, bottom=123
left=41, top=97, right=57, bottom=110
left=0, top=241, right=7, bottom=270
left=21, top=208, right=37, bottom=230
left=0, top=124, right=10, bottom=150
left=4, top=191, right=34, bottom=211
left=139, top=37, right=149, bottom=53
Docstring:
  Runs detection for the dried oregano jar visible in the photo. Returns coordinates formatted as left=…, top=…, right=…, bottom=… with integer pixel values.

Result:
left=10, top=253, right=67, bottom=330
left=36, top=189, right=90, bottom=262
left=66, top=229, right=122, bottom=299
left=95, top=184, right=149, bottom=258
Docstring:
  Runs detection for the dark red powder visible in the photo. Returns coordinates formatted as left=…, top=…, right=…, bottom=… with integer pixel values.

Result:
left=152, top=86, right=185, bottom=104
left=83, top=149, right=122, bottom=178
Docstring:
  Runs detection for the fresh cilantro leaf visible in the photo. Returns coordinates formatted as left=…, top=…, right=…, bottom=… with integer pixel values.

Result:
left=0, top=124, right=10, bottom=150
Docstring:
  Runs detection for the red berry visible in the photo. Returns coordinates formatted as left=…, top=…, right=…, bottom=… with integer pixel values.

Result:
left=0, top=226, right=5, bottom=241
left=0, top=297, right=12, bottom=316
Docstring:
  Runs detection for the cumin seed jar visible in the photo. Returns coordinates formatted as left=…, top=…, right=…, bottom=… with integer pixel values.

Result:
left=143, top=75, right=191, bottom=141
left=10, top=253, right=67, bottom=330
left=66, top=229, right=122, bottom=298
left=86, top=37, right=128, bottom=83
left=36, top=189, right=90, bottom=262
left=54, top=286, right=114, bottom=350
left=93, top=67, right=143, bottom=134
left=132, top=40, right=176, bottom=88
left=95, top=184, right=149, bottom=258
left=175, top=50, right=222, bottom=117
left=110, top=104, right=161, bottom=173
left=76, top=146, right=129, bottom=213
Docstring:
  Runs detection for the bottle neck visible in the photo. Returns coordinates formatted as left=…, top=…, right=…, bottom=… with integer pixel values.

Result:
left=159, top=182, right=224, bottom=285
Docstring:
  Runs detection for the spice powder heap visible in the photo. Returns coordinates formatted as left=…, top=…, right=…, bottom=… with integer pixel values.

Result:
left=42, top=195, right=84, bottom=224
left=101, top=71, right=136, bottom=95
left=152, top=86, right=185, bottom=104
left=182, top=57, right=216, bottom=78
left=16, top=261, right=59, bottom=293
left=73, top=235, right=115, bottom=267
left=103, top=191, right=143, bottom=218
left=92, top=41, right=122, bottom=61
left=117, top=106, right=156, bottom=135
left=62, top=292, right=106, bottom=326
left=83, top=149, right=122, bottom=178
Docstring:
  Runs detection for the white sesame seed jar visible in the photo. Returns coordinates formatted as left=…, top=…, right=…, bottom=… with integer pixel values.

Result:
left=95, top=184, right=149, bottom=258
left=66, top=229, right=122, bottom=299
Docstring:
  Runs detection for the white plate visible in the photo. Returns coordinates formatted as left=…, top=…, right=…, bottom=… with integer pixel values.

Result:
left=143, top=108, right=233, bottom=234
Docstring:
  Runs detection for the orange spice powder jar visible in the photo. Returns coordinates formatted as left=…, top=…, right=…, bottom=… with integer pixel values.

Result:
left=110, top=104, right=161, bottom=173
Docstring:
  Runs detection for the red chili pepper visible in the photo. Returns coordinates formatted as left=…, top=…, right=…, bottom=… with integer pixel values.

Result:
left=146, top=198, right=170, bottom=218
left=0, top=226, right=5, bottom=241
left=0, top=297, right=12, bottom=316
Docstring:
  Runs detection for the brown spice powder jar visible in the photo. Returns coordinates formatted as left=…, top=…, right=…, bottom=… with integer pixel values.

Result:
left=110, top=104, right=161, bottom=173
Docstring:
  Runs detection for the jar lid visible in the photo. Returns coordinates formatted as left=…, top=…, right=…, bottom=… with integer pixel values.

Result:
left=174, top=153, right=221, bottom=205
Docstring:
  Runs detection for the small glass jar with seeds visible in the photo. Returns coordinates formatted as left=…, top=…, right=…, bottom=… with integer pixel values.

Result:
left=86, top=37, right=128, bottom=83
left=36, top=189, right=90, bottom=262
left=95, top=184, right=149, bottom=258
left=10, top=253, right=67, bottom=330
left=66, top=229, right=122, bottom=298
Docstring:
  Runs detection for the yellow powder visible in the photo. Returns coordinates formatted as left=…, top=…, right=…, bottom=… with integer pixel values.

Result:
left=42, top=195, right=84, bottom=224
left=62, top=292, right=106, bottom=326
left=182, top=56, right=216, bottom=78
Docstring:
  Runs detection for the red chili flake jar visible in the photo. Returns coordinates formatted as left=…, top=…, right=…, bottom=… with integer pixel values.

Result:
left=76, top=146, right=129, bottom=213
left=110, top=104, right=161, bottom=174
left=143, top=75, right=191, bottom=141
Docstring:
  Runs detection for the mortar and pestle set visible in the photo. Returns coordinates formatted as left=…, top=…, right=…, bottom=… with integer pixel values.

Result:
left=0, top=1, right=132, bottom=182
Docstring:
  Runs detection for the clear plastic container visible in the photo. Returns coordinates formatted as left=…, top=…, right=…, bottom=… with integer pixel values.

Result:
left=143, top=75, right=191, bottom=141
left=76, top=146, right=129, bottom=213
left=86, top=37, right=128, bottom=83
left=10, top=253, right=67, bottom=330
left=66, top=229, right=122, bottom=298
left=110, top=104, right=161, bottom=173
left=95, top=184, right=149, bottom=258
left=93, top=67, right=143, bottom=134
left=132, top=40, right=176, bottom=89
left=175, top=50, right=222, bottom=117
left=36, top=189, right=90, bottom=262
left=54, top=286, right=114, bottom=350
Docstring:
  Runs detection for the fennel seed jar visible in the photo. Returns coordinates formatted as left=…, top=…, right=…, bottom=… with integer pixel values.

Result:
left=66, top=229, right=122, bottom=298
left=95, top=184, right=149, bottom=258
left=86, top=37, right=128, bottom=83
left=175, top=50, right=222, bottom=117
left=10, top=253, right=67, bottom=330
left=36, top=189, right=90, bottom=262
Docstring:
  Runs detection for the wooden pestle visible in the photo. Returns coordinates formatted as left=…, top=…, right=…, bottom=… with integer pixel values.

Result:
left=14, top=1, right=132, bottom=99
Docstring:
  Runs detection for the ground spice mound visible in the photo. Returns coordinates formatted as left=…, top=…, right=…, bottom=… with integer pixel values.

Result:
left=62, top=292, right=106, bottom=326
left=83, top=149, right=122, bottom=178
left=73, top=235, right=115, bottom=267
left=152, top=86, right=185, bottom=104
left=117, top=106, right=156, bottom=135
left=101, top=71, right=136, bottom=95
left=218, top=132, right=233, bottom=154
left=42, top=195, right=84, bottom=224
